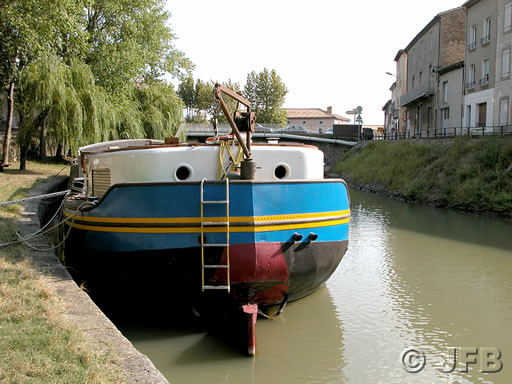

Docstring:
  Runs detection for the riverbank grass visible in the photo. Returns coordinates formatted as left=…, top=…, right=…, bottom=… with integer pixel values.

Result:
left=0, top=160, right=124, bottom=383
left=334, top=136, right=512, bottom=214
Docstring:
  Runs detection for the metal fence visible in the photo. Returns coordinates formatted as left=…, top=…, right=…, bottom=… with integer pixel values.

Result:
left=372, top=125, right=512, bottom=141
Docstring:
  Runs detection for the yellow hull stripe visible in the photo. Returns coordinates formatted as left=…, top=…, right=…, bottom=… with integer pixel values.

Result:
left=65, top=218, right=350, bottom=234
left=63, top=209, right=350, bottom=224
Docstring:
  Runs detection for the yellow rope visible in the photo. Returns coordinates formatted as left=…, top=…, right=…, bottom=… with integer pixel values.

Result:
left=217, top=139, right=244, bottom=180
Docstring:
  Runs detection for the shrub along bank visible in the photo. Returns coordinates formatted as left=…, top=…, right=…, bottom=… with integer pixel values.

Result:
left=332, top=136, right=512, bottom=216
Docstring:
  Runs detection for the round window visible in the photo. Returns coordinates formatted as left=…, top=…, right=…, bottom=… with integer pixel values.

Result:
left=274, top=163, right=290, bottom=179
left=175, top=164, right=193, bottom=181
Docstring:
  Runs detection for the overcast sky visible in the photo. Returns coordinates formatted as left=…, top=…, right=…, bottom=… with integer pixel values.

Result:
left=165, top=0, right=465, bottom=125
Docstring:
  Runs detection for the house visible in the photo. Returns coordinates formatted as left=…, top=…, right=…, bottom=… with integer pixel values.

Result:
left=493, top=0, right=512, bottom=127
left=463, top=0, right=498, bottom=129
left=382, top=99, right=393, bottom=134
left=284, top=107, right=350, bottom=133
left=400, top=7, right=466, bottom=136
left=394, top=49, right=408, bottom=135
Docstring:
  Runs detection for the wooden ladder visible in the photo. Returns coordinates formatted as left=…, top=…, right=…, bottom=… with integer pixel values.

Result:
left=200, top=178, right=230, bottom=292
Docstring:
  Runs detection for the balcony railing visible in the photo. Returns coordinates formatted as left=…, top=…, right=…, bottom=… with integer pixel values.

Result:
left=466, top=81, right=475, bottom=90
left=479, top=74, right=489, bottom=85
left=399, top=81, right=435, bottom=106
left=481, top=35, right=491, bottom=45
left=468, top=41, right=477, bottom=50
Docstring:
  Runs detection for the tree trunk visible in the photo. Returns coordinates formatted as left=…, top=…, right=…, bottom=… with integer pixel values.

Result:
left=39, top=117, right=47, bottom=160
left=19, top=145, right=27, bottom=170
left=1, top=82, right=15, bottom=165
left=56, top=143, right=63, bottom=158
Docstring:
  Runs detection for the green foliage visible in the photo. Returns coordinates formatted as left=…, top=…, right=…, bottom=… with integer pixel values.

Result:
left=136, top=81, right=184, bottom=139
left=178, top=78, right=243, bottom=123
left=2, top=0, right=191, bottom=162
left=18, top=56, right=183, bottom=155
left=0, top=0, right=86, bottom=85
left=334, top=137, right=512, bottom=214
left=194, top=79, right=215, bottom=121
left=84, top=0, right=194, bottom=94
left=243, top=68, right=288, bottom=124
left=178, top=76, right=195, bottom=118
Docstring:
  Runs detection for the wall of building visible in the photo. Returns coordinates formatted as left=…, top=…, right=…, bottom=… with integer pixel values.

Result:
left=406, top=21, right=440, bottom=94
left=438, top=66, right=465, bottom=129
left=465, top=0, right=498, bottom=92
left=439, top=8, right=467, bottom=67
left=287, top=118, right=336, bottom=132
left=465, top=0, right=499, bottom=128
left=494, top=0, right=512, bottom=126
left=396, top=53, right=408, bottom=133
left=464, top=87, right=495, bottom=127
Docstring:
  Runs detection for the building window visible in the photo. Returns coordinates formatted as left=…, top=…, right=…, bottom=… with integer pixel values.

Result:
left=467, top=65, right=476, bottom=89
left=502, top=49, right=510, bottom=78
left=480, top=59, right=490, bottom=85
left=469, top=25, right=477, bottom=50
left=499, top=98, right=509, bottom=126
left=441, top=108, right=450, bottom=129
left=302, top=120, right=306, bottom=125
left=442, top=81, right=448, bottom=103
left=506, top=3, right=512, bottom=32
left=412, top=76, right=415, bottom=89
left=482, top=18, right=491, bottom=44
left=319, top=120, right=323, bottom=125
left=419, top=71, right=423, bottom=84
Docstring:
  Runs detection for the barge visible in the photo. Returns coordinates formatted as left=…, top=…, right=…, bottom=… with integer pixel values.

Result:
left=61, top=85, right=350, bottom=355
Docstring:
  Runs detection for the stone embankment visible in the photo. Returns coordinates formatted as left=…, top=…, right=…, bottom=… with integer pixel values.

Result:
left=20, top=177, right=168, bottom=384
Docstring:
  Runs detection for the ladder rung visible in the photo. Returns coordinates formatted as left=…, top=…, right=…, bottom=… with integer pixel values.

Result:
left=202, top=221, right=229, bottom=225
left=202, top=243, right=229, bottom=247
left=203, top=264, right=230, bottom=268
left=203, top=285, right=230, bottom=290
left=202, top=200, right=228, bottom=204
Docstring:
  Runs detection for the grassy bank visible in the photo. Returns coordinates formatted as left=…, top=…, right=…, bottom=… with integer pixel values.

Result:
left=333, top=136, right=512, bottom=215
left=0, top=161, right=124, bottom=383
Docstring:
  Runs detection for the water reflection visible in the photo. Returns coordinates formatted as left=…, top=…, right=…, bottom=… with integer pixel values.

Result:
left=107, top=187, right=511, bottom=383
left=119, top=286, right=346, bottom=383
left=332, top=188, right=512, bottom=383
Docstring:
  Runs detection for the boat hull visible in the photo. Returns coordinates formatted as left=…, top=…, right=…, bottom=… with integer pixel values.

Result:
left=63, top=180, right=350, bottom=306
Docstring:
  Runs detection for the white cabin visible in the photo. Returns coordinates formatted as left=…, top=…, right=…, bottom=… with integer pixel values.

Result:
left=78, top=139, right=324, bottom=198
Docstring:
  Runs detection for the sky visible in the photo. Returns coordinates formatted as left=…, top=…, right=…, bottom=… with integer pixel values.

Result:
left=165, top=0, right=465, bottom=125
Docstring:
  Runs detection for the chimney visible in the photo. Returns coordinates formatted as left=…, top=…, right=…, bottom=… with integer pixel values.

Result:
left=327, top=106, right=332, bottom=114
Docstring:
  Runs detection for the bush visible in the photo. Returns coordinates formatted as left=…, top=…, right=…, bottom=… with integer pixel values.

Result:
left=334, top=137, right=512, bottom=215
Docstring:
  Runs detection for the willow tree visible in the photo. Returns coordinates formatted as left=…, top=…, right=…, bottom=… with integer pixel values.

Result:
left=17, top=56, right=113, bottom=167
left=0, top=0, right=86, bottom=165
left=135, top=82, right=184, bottom=140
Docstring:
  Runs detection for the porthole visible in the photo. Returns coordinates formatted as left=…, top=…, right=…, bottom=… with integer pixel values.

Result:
left=175, top=163, right=193, bottom=181
left=274, top=163, right=290, bottom=179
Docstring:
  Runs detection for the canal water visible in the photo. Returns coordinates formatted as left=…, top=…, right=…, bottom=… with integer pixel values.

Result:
left=113, top=188, right=512, bottom=383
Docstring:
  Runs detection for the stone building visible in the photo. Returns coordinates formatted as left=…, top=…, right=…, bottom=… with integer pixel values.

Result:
left=399, top=7, right=466, bottom=136
left=463, top=0, right=499, bottom=129
left=285, top=108, right=350, bottom=133
left=493, top=0, right=512, bottom=127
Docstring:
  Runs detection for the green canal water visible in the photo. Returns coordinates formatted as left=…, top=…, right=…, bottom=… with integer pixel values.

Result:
left=117, top=188, right=512, bottom=383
